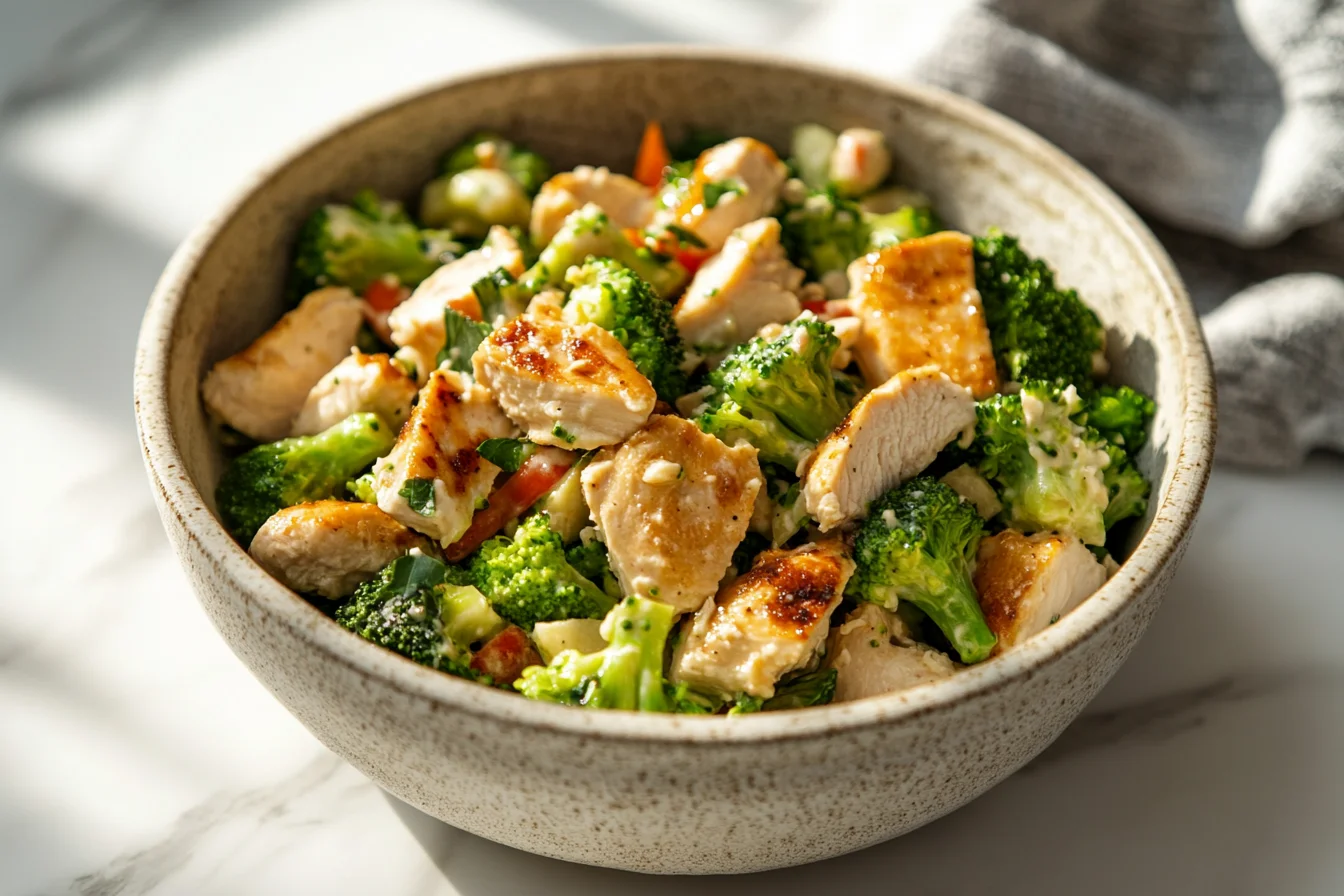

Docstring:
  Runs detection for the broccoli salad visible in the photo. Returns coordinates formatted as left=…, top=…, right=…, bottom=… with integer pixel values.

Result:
left=203, top=123, right=1155, bottom=713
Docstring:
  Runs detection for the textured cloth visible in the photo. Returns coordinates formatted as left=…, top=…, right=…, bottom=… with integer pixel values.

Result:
left=805, top=0, right=1344, bottom=466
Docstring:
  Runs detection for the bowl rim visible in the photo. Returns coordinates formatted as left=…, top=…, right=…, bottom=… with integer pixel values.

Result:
left=134, top=46, right=1215, bottom=745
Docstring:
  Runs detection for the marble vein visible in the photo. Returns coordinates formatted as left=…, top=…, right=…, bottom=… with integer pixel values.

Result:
left=59, top=754, right=345, bottom=896
left=1028, top=665, right=1344, bottom=770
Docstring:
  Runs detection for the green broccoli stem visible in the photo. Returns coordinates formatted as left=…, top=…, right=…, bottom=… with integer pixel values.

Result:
left=514, top=596, right=681, bottom=712
left=594, top=597, right=678, bottom=711
left=876, top=581, right=995, bottom=665
left=216, top=412, right=395, bottom=543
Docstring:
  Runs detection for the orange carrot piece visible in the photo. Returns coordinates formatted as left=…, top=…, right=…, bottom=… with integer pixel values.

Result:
left=634, top=121, right=672, bottom=188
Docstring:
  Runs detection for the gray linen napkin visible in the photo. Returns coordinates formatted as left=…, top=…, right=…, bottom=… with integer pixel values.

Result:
left=803, top=0, right=1344, bottom=466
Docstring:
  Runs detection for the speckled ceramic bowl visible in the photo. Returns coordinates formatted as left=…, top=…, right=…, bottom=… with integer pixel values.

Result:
left=134, top=49, right=1215, bottom=874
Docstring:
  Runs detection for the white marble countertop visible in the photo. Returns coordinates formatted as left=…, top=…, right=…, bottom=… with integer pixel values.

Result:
left=2, top=2, right=1341, bottom=894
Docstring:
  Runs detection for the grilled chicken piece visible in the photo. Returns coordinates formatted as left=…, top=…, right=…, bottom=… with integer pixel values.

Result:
left=581, top=415, right=762, bottom=613
left=670, top=540, right=854, bottom=698
left=372, top=369, right=515, bottom=545
left=249, top=500, right=432, bottom=599
left=826, top=603, right=956, bottom=702
left=291, top=350, right=418, bottom=436
left=530, top=166, right=655, bottom=247
left=848, top=231, right=1000, bottom=397
left=388, top=226, right=524, bottom=381
left=674, top=217, right=803, bottom=355
left=473, top=316, right=656, bottom=449
left=202, top=287, right=365, bottom=441
left=660, top=138, right=789, bottom=252
left=974, top=529, right=1108, bottom=656
left=802, top=367, right=975, bottom=531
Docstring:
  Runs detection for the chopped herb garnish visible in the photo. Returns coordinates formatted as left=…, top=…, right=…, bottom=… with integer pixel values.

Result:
left=471, top=267, right=524, bottom=325
left=437, top=307, right=491, bottom=372
left=552, top=423, right=577, bottom=444
left=703, top=179, right=743, bottom=209
left=664, top=223, right=706, bottom=248
left=1050, top=614, right=1061, bottom=625
left=399, top=478, right=437, bottom=516
left=476, top=437, right=535, bottom=472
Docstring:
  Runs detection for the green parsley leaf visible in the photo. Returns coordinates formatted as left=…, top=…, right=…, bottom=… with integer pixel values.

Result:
left=728, top=694, right=765, bottom=715
left=476, top=437, right=536, bottom=473
left=664, top=223, right=706, bottom=248
left=437, top=307, right=491, bottom=372
left=703, top=179, right=743, bottom=209
left=398, top=478, right=437, bottom=517
left=471, top=267, right=525, bottom=325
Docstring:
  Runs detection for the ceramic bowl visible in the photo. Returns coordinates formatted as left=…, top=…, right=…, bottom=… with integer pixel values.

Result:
left=134, top=49, right=1215, bottom=874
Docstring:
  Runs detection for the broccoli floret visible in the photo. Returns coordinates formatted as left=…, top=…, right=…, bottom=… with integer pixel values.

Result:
left=696, top=313, right=847, bottom=469
left=565, top=539, right=623, bottom=601
left=972, top=231, right=1106, bottom=385
left=729, top=667, right=838, bottom=714
left=973, top=381, right=1147, bottom=546
left=778, top=188, right=870, bottom=285
left=419, top=168, right=531, bottom=238
left=561, top=258, right=687, bottom=399
left=521, top=204, right=687, bottom=298
left=439, top=131, right=551, bottom=197
left=291, top=189, right=461, bottom=299
left=867, top=205, right=942, bottom=250
left=514, top=595, right=688, bottom=711
left=346, top=471, right=377, bottom=503
left=849, top=477, right=995, bottom=664
left=469, top=513, right=618, bottom=628
left=1076, top=384, right=1156, bottom=450
left=697, top=400, right=819, bottom=471
left=334, top=552, right=505, bottom=679
left=1101, top=443, right=1151, bottom=530
left=216, top=413, right=395, bottom=544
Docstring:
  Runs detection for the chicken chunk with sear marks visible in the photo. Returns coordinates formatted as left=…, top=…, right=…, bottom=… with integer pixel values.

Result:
left=847, top=231, right=1000, bottom=397
left=473, top=315, right=657, bottom=449
left=670, top=540, right=854, bottom=699
left=973, top=529, right=1109, bottom=656
left=372, top=369, right=515, bottom=545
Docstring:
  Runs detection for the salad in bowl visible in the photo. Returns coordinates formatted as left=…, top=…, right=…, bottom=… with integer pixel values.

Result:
left=202, top=122, right=1155, bottom=715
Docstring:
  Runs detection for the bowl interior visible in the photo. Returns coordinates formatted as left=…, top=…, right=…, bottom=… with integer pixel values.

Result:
left=141, top=51, right=1212, bottom=731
